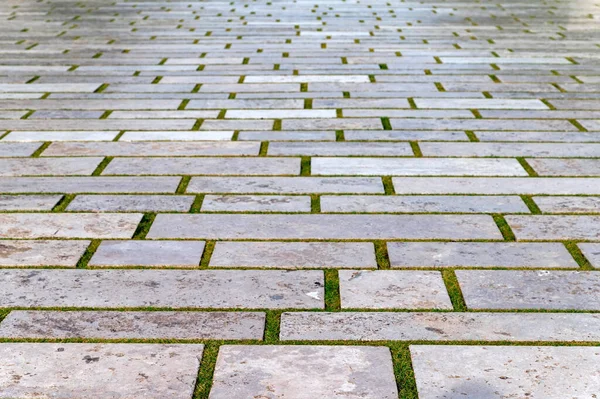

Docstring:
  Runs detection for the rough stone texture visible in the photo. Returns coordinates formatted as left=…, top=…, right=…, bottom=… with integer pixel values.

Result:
left=456, top=270, right=600, bottom=310
left=506, top=215, right=600, bottom=240
left=66, top=194, right=195, bottom=212
left=0, top=269, right=324, bottom=309
left=280, top=312, right=600, bottom=341
left=0, top=311, right=264, bottom=340
left=388, top=242, right=578, bottom=268
left=411, top=346, right=600, bottom=399
left=533, top=196, right=600, bottom=213
left=0, top=240, right=90, bottom=267
left=210, top=241, right=376, bottom=269
left=209, top=346, right=398, bottom=399
left=0, top=194, right=62, bottom=210
left=202, top=195, right=311, bottom=212
left=0, top=343, right=203, bottom=399
left=89, top=240, right=205, bottom=267
left=339, top=270, right=452, bottom=309
left=578, top=243, right=600, bottom=268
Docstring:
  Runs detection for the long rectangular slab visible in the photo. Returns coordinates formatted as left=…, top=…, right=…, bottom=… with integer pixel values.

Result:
left=0, top=269, right=323, bottom=309
left=0, top=177, right=181, bottom=193
left=0, top=343, right=203, bottom=399
left=419, top=143, right=600, bottom=157
left=0, top=240, right=90, bottom=267
left=280, top=312, right=600, bottom=341
left=0, top=158, right=103, bottom=176
left=0, top=311, right=265, bottom=340
left=43, top=141, right=259, bottom=156
left=147, top=214, right=502, bottom=239
left=506, top=215, right=600, bottom=240
left=411, top=346, right=600, bottom=399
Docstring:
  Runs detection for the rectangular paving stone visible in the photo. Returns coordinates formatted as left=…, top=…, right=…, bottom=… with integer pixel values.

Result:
left=339, top=270, right=452, bottom=309
left=2, top=131, right=119, bottom=141
left=420, top=143, right=600, bottom=157
left=89, top=240, right=205, bottom=268
left=238, top=131, right=336, bottom=141
left=0, top=240, right=90, bottom=267
left=411, top=346, right=600, bottom=399
left=202, top=195, right=311, bottom=212
left=392, top=177, right=600, bottom=195
left=0, top=177, right=181, bottom=193
left=345, top=130, right=468, bottom=141
left=312, top=158, right=527, bottom=176
left=506, top=215, right=600, bottom=240
left=187, top=177, right=384, bottom=194
left=66, top=195, right=195, bottom=212
left=0, top=213, right=142, bottom=238
left=389, top=118, right=576, bottom=131
left=0, top=142, right=42, bottom=157
left=226, top=109, right=336, bottom=119
left=210, top=241, right=376, bottom=269
left=0, top=194, right=62, bottom=210
left=415, top=98, right=548, bottom=109
left=0, top=269, right=323, bottom=309
left=119, top=131, right=233, bottom=141
left=0, top=83, right=100, bottom=92
left=456, top=270, right=600, bottom=310
left=321, top=195, right=529, bottom=213
left=44, top=141, right=258, bottom=156
left=388, top=242, right=578, bottom=268
left=282, top=118, right=382, bottom=130
left=147, top=214, right=502, bottom=240
left=209, top=346, right=398, bottom=399
left=268, top=142, right=413, bottom=156
left=280, top=312, right=600, bottom=341
left=533, top=196, right=600, bottom=213
left=579, top=244, right=600, bottom=268
left=527, top=158, right=600, bottom=176
left=0, top=158, right=103, bottom=176
left=103, top=157, right=300, bottom=176
left=0, top=343, right=203, bottom=399
left=0, top=311, right=265, bottom=340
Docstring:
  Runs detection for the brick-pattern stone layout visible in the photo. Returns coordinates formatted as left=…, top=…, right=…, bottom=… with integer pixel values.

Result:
left=0, top=0, right=598, bottom=397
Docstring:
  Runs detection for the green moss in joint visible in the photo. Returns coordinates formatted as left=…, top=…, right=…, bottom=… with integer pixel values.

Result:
left=324, top=270, right=341, bottom=311
left=492, top=214, right=516, bottom=241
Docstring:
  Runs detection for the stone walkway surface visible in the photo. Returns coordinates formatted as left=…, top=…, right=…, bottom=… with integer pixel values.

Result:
left=0, top=0, right=599, bottom=397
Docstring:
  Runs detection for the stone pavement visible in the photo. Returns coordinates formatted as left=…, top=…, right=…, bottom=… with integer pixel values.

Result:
left=0, top=0, right=599, bottom=397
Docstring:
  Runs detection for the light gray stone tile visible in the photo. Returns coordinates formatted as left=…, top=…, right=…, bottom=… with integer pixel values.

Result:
left=457, top=270, right=600, bottom=310
left=345, top=130, right=468, bottom=141
left=0, top=158, right=103, bottom=176
left=119, top=131, right=233, bottom=141
left=0, top=142, right=42, bottom=157
left=66, top=195, right=195, bottom=212
left=187, top=177, right=384, bottom=194
left=280, top=312, right=600, bottom=341
left=109, top=110, right=218, bottom=119
left=0, top=83, right=100, bottom=92
left=411, top=346, right=600, bottom=399
left=238, top=131, right=336, bottom=141
left=389, top=118, right=576, bottom=131
left=0, top=269, right=323, bottom=309
left=2, top=131, right=119, bottom=141
left=0, top=311, right=265, bottom=340
left=210, top=346, right=398, bottom=399
left=0, top=213, right=142, bottom=239
left=103, top=157, right=300, bottom=176
left=187, top=99, right=303, bottom=109
left=476, top=131, right=600, bottom=142
left=89, top=240, right=205, bottom=267
left=321, top=195, right=528, bottom=213
left=210, top=241, right=376, bottom=269
left=388, top=242, right=578, bottom=268
left=44, top=141, right=258, bottom=156
left=201, top=119, right=274, bottom=131
left=527, top=158, right=600, bottom=176
left=226, top=109, right=336, bottom=119
left=202, top=195, right=310, bottom=212
left=533, top=196, right=600, bottom=213
left=506, top=215, right=600, bottom=240
left=312, top=157, right=527, bottom=176
left=579, top=244, right=600, bottom=268
left=0, top=177, right=181, bottom=193
left=415, top=98, right=548, bottom=109
left=0, top=343, right=203, bottom=399
left=0, top=195, right=62, bottom=211
left=282, top=118, right=382, bottom=130
left=268, top=142, right=413, bottom=156
left=0, top=240, right=90, bottom=267
left=147, top=214, right=502, bottom=240
left=339, top=270, right=452, bottom=309
left=420, top=143, right=600, bottom=157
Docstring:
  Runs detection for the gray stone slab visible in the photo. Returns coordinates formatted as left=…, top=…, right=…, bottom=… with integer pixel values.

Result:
left=282, top=118, right=382, bottom=130
left=209, top=345, right=398, bottom=399
left=280, top=312, right=600, bottom=341
left=0, top=343, right=203, bottom=399
left=415, top=98, right=548, bottom=109
left=312, top=158, right=527, bottom=176
left=339, top=270, right=452, bottom=309
left=0, top=311, right=264, bottom=340
left=147, top=214, right=502, bottom=240
left=388, top=242, right=578, bottom=268
left=420, top=143, right=600, bottom=157
left=44, top=141, right=258, bottom=156
left=456, top=270, right=600, bottom=310
left=66, top=195, right=195, bottom=212
left=533, top=196, right=600, bottom=213
left=321, top=195, right=529, bottom=213
left=392, top=177, right=600, bottom=195
left=0, top=177, right=181, bottom=193
left=187, top=177, right=384, bottom=194
left=506, top=215, right=600, bottom=240
left=89, top=240, right=205, bottom=267
left=0, top=194, right=62, bottom=210
left=0, top=269, right=323, bottom=309
left=0, top=240, right=90, bottom=267
left=238, top=131, right=336, bottom=141
left=527, top=158, right=600, bottom=176
left=210, top=241, right=376, bottom=269
left=119, top=131, right=233, bottom=141
left=268, top=142, right=413, bottom=156
left=0, top=143, right=41, bottom=157
left=202, top=195, right=311, bottom=212
left=390, top=118, right=576, bottom=131
left=579, top=244, right=600, bottom=268
left=0, top=158, right=103, bottom=176
left=0, top=213, right=142, bottom=239
left=411, top=346, right=600, bottom=399
left=102, top=157, right=300, bottom=176
left=345, top=130, right=469, bottom=141
left=3, top=131, right=119, bottom=141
